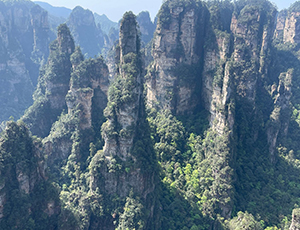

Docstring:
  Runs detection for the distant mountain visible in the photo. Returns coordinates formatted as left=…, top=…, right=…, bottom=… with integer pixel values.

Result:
left=94, top=12, right=118, bottom=35
left=67, top=6, right=105, bottom=57
left=136, top=11, right=155, bottom=45
left=34, top=1, right=72, bottom=34
left=35, top=1, right=118, bottom=36
left=34, top=1, right=71, bottom=18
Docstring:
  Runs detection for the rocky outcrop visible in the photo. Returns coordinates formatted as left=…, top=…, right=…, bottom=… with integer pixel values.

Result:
left=0, top=122, right=59, bottom=228
left=147, top=0, right=278, bottom=220
left=283, top=11, right=300, bottom=44
left=103, top=12, right=144, bottom=161
left=30, top=4, right=50, bottom=66
left=119, top=14, right=139, bottom=65
left=290, top=209, right=300, bottom=230
left=68, top=55, right=109, bottom=129
left=146, top=1, right=208, bottom=114
left=267, top=69, right=293, bottom=163
left=203, top=2, right=277, bottom=218
left=22, top=23, right=75, bottom=138
left=274, top=3, right=300, bottom=45
left=202, top=30, right=232, bottom=133
left=4, top=0, right=300, bottom=229
left=89, top=11, right=156, bottom=229
left=274, top=10, right=287, bottom=40
left=43, top=48, right=109, bottom=171
left=0, top=1, right=51, bottom=123
left=232, top=5, right=276, bottom=97
left=204, top=2, right=276, bottom=132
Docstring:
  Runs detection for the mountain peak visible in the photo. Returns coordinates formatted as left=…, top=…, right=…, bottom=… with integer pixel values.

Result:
left=57, top=23, right=75, bottom=54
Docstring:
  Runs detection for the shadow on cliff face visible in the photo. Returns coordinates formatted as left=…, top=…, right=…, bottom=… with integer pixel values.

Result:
left=234, top=141, right=300, bottom=226
left=233, top=46, right=300, bottom=226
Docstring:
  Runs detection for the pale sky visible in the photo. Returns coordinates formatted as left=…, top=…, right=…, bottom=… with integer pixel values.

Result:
left=40, top=0, right=163, bottom=21
left=40, top=0, right=298, bottom=22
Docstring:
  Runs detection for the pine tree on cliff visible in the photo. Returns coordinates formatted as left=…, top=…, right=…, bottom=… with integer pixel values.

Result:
left=22, top=24, right=75, bottom=138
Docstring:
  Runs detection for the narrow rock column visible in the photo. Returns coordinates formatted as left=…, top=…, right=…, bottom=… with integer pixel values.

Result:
left=290, top=209, right=300, bottom=230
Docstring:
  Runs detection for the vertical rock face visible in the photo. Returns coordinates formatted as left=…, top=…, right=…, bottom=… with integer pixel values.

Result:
left=30, top=5, right=50, bottom=66
left=283, top=11, right=300, bottom=44
left=68, top=57, right=109, bottom=130
left=46, top=24, right=75, bottom=109
left=57, top=23, right=75, bottom=54
left=119, top=13, right=139, bottom=65
left=267, top=69, right=293, bottom=162
left=274, top=10, right=287, bottom=40
left=290, top=209, right=300, bottom=230
left=274, top=2, right=300, bottom=45
left=90, top=11, right=156, bottom=229
left=67, top=51, right=109, bottom=130
left=147, top=0, right=278, bottom=221
left=202, top=11, right=232, bottom=132
left=205, top=2, right=276, bottom=133
left=103, top=12, right=143, bottom=160
left=204, top=2, right=277, bottom=219
left=42, top=47, right=109, bottom=171
left=66, top=54, right=109, bottom=130
left=67, top=88, right=94, bottom=130
left=0, top=122, right=59, bottom=228
left=67, top=6, right=104, bottom=57
left=0, top=1, right=50, bottom=123
left=231, top=4, right=275, bottom=97
left=146, top=1, right=207, bottom=114
left=22, top=23, right=75, bottom=138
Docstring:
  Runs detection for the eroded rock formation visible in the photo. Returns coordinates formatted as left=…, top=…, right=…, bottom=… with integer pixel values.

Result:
left=146, top=1, right=208, bottom=114
left=89, top=11, right=157, bottom=229
left=0, top=1, right=51, bottom=123
left=22, top=23, right=75, bottom=138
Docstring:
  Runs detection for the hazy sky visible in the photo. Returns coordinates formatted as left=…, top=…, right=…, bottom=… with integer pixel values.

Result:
left=41, top=0, right=299, bottom=22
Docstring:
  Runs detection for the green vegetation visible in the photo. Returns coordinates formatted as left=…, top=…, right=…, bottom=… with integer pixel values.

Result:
left=4, top=0, right=300, bottom=229
left=227, top=211, right=263, bottom=230
left=152, top=0, right=300, bottom=229
left=157, top=0, right=204, bottom=29
left=207, top=0, right=233, bottom=32
left=22, top=23, right=75, bottom=138
left=147, top=108, right=231, bottom=227
left=0, top=121, right=60, bottom=229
